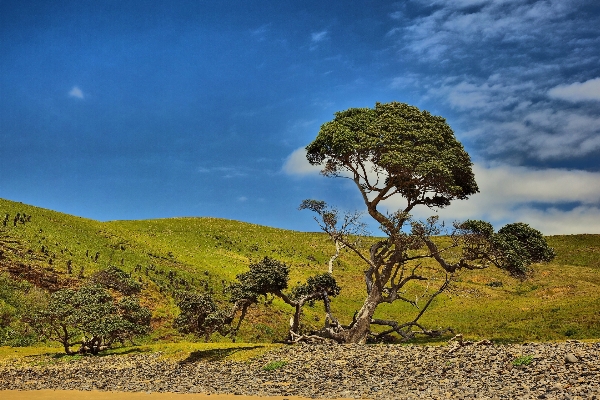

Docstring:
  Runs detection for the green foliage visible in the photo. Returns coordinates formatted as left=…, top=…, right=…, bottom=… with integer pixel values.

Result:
left=306, top=101, right=479, bottom=208
left=302, top=102, right=558, bottom=343
left=290, top=273, right=341, bottom=303
left=494, top=223, right=556, bottom=275
left=459, top=220, right=495, bottom=238
left=231, top=257, right=290, bottom=302
left=29, top=285, right=150, bottom=354
left=0, top=273, right=46, bottom=346
left=0, top=323, right=37, bottom=347
left=262, top=360, right=288, bottom=371
left=176, top=260, right=343, bottom=341
left=0, top=273, right=31, bottom=327
left=513, top=355, right=534, bottom=366
left=90, top=265, right=142, bottom=295
left=174, top=292, right=231, bottom=341
left=459, top=220, right=556, bottom=277
left=298, top=199, right=327, bottom=214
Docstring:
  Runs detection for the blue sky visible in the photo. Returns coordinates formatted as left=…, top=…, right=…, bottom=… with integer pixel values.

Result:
left=1, top=0, right=599, bottom=234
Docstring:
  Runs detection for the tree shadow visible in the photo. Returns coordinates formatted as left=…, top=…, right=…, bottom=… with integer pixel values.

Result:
left=48, top=346, right=147, bottom=359
left=179, top=345, right=266, bottom=364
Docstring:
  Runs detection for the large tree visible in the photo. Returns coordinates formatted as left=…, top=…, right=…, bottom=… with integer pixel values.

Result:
left=302, top=101, right=555, bottom=344
left=29, top=285, right=151, bottom=354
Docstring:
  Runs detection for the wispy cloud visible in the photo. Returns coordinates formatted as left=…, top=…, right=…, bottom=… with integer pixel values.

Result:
left=387, top=1, right=600, bottom=164
left=311, top=30, right=328, bottom=43
left=458, top=106, right=600, bottom=160
left=401, top=0, right=576, bottom=61
left=196, top=166, right=249, bottom=178
left=250, top=24, right=271, bottom=41
left=68, top=86, right=84, bottom=99
left=548, top=78, right=600, bottom=102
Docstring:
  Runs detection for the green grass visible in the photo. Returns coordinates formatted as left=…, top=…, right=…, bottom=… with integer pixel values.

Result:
left=0, top=342, right=280, bottom=365
left=1, top=197, right=600, bottom=345
left=512, top=354, right=534, bottom=366
left=262, top=360, right=288, bottom=371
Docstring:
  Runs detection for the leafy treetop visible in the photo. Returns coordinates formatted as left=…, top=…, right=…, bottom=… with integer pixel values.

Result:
left=306, top=102, right=479, bottom=224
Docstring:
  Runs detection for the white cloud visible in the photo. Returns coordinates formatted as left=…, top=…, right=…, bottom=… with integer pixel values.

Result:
left=412, top=74, right=600, bottom=161
left=238, top=196, right=248, bottom=202
left=386, top=163, right=600, bottom=234
left=390, top=74, right=421, bottom=89
left=431, top=76, right=536, bottom=112
left=385, top=1, right=599, bottom=165
left=282, top=147, right=321, bottom=176
left=311, top=31, right=328, bottom=42
left=548, top=78, right=600, bottom=102
left=380, top=1, right=600, bottom=234
left=458, top=163, right=600, bottom=208
left=501, top=205, right=600, bottom=236
left=390, top=11, right=403, bottom=20
left=469, top=109, right=600, bottom=160
left=68, top=86, right=84, bottom=99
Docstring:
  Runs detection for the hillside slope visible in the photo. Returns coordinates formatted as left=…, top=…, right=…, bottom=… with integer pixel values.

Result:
left=1, top=198, right=599, bottom=343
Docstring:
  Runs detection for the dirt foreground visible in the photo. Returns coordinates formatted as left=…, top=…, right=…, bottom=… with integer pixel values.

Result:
left=0, top=390, right=351, bottom=400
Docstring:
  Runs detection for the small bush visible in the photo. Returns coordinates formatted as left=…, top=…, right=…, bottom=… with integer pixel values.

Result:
left=90, top=266, right=141, bottom=295
left=262, top=360, right=288, bottom=371
left=513, top=355, right=534, bottom=366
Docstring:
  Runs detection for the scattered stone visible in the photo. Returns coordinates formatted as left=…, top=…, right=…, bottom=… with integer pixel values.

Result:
left=565, top=353, right=579, bottom=363
left=0, top=342, right=599, bottom=399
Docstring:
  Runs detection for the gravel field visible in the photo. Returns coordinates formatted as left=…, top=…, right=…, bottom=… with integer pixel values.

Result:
left=1, top=341, right=599, bottom=400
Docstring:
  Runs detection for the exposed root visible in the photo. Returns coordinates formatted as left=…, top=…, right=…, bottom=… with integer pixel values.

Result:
left=286, top=331, right=337, bottom=344
left=371, top=318, right=454, bottom=342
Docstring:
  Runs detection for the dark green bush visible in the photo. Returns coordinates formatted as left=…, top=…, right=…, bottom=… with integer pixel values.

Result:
left=90, top=266, right=142, bottom=295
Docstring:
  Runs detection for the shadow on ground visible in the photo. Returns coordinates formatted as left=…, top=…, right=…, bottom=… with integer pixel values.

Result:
left=179, top=345, right=266, bottom=364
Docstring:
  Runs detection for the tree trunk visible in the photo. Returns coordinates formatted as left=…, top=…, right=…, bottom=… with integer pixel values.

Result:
left=62, top=341, right=73, bottom=355
left=60, top=325, right=74, bottom=355
left=343, top=286, right=381, bottom=344
left=291, top=302, right=302, bottom=334
left=328, top=240, right=343, bottom=274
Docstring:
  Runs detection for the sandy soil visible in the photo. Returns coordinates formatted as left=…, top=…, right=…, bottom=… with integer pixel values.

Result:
left=0, top=390, right=351, bottom=400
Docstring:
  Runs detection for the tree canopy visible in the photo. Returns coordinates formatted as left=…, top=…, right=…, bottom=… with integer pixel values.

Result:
left=306, top=102, right=479, bottom=219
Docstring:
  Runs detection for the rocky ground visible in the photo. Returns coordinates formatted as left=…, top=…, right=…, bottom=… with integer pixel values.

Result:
left=1, top=341, right=599, bottom=399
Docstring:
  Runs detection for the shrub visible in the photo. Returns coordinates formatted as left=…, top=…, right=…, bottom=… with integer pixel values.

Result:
left=513, top=355, right=534, bottom=366
left=90, top=266, right=142, bottom=295
left=262, top=360, right=288, bottom=371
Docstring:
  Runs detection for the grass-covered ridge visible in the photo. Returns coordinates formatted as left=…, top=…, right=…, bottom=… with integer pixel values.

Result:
left=1, top=197, right=599, bottom=345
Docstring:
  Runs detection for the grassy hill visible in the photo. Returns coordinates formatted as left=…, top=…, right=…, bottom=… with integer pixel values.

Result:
left=1, top=197, right=599, bottom=345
